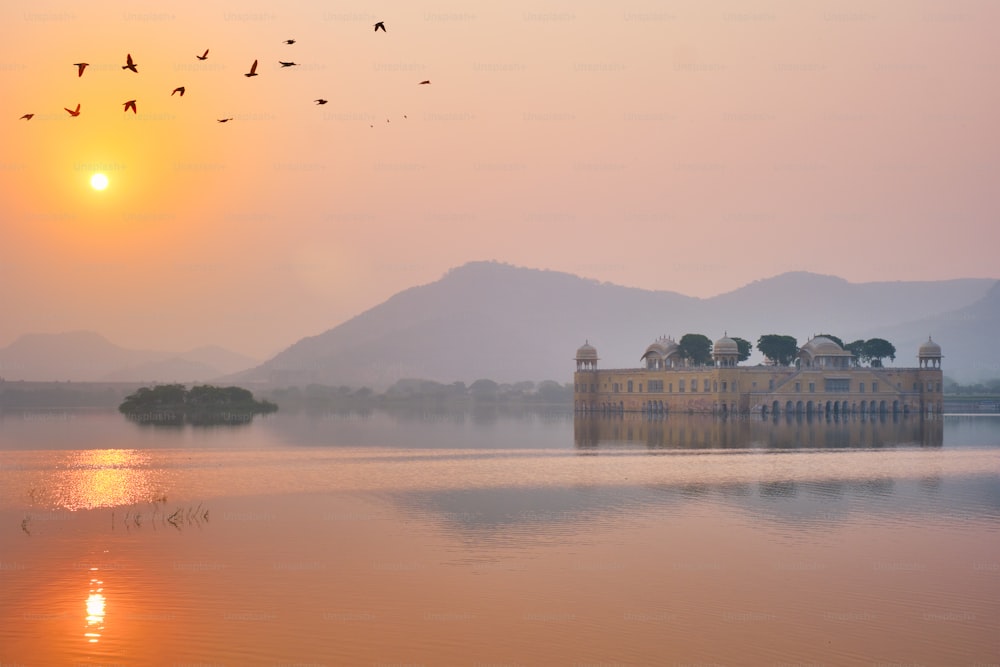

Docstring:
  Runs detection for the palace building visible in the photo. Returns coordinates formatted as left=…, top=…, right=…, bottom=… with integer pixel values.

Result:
left=573, top=335, right=944, bottom=417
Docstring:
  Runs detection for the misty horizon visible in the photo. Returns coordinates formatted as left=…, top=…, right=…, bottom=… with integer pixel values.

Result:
left=3, top=261, right=997, bottom=359
left=1, top=262, right=996, bottom=387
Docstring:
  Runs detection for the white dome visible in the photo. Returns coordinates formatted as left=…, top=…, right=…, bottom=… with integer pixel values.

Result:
left=576, top=341, right=598, bottom=361
left=918, top=337, right=942, bottom=358
left=713, top=335, right=739, bottom=356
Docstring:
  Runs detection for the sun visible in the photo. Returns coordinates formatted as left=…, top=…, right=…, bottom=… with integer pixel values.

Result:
left=90, top=173, right=109, bottom=191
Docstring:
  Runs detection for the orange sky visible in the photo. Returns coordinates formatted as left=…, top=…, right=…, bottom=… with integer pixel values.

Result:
left=2, top=0, right=998, bottom=358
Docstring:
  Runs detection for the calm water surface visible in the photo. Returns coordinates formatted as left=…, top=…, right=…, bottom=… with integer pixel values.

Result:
left=1, top=410, right=998, bottom=666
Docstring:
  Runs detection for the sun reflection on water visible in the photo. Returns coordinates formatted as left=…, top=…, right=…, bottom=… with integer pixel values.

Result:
left=84, top=568, right=105, bottom=644
left=56, top=449, right=158, bottom=510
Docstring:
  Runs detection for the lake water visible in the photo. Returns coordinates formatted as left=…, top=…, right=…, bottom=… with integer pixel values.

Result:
left=1, top=409, right=998, bottom=666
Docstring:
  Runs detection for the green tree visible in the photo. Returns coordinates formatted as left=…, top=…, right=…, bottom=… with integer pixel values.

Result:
left=845, top=339, right=866, bottom=363
left=536, top=380, right=569, bottom=402
left=756, top=335, right=798, bottom=366
left=120, top=383, right=186, bottom=410
left=678, top=333, right=713, bottom=366
left=864, top=338, right=896, bottom=367
left=732, top=337, right=752, bottom=362
left=469, top=378, right=499, bottom=400
left=511, top=381, right=536, bottom=396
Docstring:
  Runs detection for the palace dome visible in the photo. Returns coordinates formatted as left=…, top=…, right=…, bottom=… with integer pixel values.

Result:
left=918, top=337, right=942, bottom=358
left=576, top=341, right=598, bottom=361
left=642, top=342, right=666, bottom=357
left=642, top=336, right=678, bottom=360
left=801, top=336, right=845, bottom=356
left=713, top=334, right=739, bottom=356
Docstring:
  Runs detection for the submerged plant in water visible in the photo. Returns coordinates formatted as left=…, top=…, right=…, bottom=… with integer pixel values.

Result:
left=112, top=496, right=209, bottom=533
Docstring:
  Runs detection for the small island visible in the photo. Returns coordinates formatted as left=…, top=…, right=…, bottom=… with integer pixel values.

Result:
left=119, top=383, right=278, bottom=425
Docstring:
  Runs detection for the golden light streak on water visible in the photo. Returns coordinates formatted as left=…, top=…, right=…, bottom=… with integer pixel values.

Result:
left=84, top=568, right=105, bottom=644
left=52, top=449, right=160, bottom=511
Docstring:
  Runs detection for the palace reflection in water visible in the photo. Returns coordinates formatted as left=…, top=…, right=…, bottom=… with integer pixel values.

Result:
left=574, top=412, right=944, bottom=450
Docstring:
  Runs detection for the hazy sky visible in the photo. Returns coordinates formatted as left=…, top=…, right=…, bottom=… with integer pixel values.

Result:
left=2, top=0, right=997, bottom=358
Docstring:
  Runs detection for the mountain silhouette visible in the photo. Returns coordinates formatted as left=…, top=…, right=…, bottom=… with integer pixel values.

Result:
left=0, top=331, right=258, bottom=382
left=232, top=262, right=996, bottom=387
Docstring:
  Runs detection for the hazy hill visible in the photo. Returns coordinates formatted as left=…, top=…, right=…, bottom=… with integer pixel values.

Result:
left=868, top=282, right=1000, bottom=383
left=703, top=273, right=997, bottom=361
left=103, top=344, right=260, bottom=382
left=0, top=331, right=258, bottom=382
left=236, top=262, right=996, bottom=387
left=239, top=263, right=699, bottom=387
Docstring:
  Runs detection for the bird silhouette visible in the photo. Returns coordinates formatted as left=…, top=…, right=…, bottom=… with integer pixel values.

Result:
left=314, top=99, right=328, bottom=105
left=73, top=63, right=89, bottom=77
left=172, top=86, right=186, bottom=96
left=244, top=59, right=258, bottom=77
left=123, top=99, right=137, bottom=114
left=283, top=39, right=296, bottom=45
left=20, top=113, right=34, bottom=120
left=197, top=49, right=209, bottom=60
left=122, top=53, right=138, bottom=73
left=374, top=21, right=386, bottom=32
left=217, top=118, right=234, bottom=123
left=65, top=104, right=81, bottom=117
left=419, top=80, right=430, bottom=85
left=279, top=61, right=298, bottom=68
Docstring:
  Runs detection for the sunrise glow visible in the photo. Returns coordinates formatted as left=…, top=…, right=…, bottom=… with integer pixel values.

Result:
left=89, top=173, right=108, bottom=191
left=1, top=1, right=996, bottom=360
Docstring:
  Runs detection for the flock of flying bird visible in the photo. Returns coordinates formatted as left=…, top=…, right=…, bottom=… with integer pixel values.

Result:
left=18, top=21, right=430, bottom=124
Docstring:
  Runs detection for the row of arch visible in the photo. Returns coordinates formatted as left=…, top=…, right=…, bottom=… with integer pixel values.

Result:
left=575, top=399, right=943, bottom=416
left=576, top=401, right=740, bottom=415
left=577, top=401, right=625, bottom=414
left=762, top=399, right=905, bottom=417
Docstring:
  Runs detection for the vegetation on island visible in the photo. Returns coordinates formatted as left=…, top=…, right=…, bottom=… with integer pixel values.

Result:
left=118, top=383, right=277, bottom=425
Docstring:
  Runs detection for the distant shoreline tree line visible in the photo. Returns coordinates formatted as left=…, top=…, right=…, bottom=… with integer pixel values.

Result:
left=264, top=378, right=574, bottom=411
left=943, top=378, right=1000, bottom=396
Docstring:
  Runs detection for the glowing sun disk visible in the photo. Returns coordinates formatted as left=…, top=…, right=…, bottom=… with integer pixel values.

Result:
left=90, top=173, right=109, bottom=190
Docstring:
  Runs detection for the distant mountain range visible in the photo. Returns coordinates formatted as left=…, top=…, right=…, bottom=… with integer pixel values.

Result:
left=0, top=331, right=258, bottom=383
left=230, top=261, right=998, bottom=387
left=4, top=264, right=994, bottom=386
